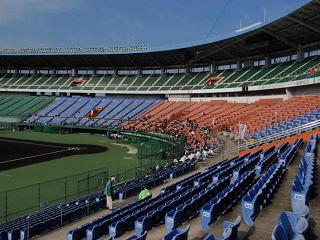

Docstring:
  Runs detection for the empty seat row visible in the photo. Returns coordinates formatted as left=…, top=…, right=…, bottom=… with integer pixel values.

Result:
left=163, top=176, right=231, bottom=233
left=204, top=216, right=242, bottom=240
left=272, top=211, right=310, bottom=240
left=291, top=134, right=317, bottom=217
left=242, top=164, right=284, bottom=226
left=0, top=192, right=105, bottom=240
left=115, top=160, right=196, bottom=200
left=251, top=109, right=320, bottom=140
left=26, top=96, right=161, bottom=129
left=68, top=195, right=153, bottom=240
left=200, top=170, right=256, bottom=231
left=255, top=147, right=278, bottom=176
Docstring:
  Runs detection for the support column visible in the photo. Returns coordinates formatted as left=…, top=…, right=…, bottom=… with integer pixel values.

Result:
left=264, top=54, right=271, bottom=67
left=210, top=62, right=217, bottom=74
left=296, top=44, right=304, bottom=62
left=236, top=58, right=242, bottom=70
left=71, top=68, right=77, bottom=76
left=184, top=65, right=190, bottom=75
left=161, top=68, right=165, bottom=76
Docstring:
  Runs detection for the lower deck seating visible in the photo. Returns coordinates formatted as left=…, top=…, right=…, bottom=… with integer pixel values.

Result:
left=67, top=146, right=270, bottom=240
left=204, top=216, right=242, bottom=240
left=0, top=95, right=54, bottom=118
left=249, top=109, right=320, bottom=140
left=124, top=96, right=320, bottom=144
left=0, top=192, right=105, bottom=240
left=242, top=139, right=302, bottom=226
left=0, top=158, right=200, bottom=240
left=291, top=134, right=317, bottom=217
left=272, top=211, right=310, bottom=240
left=25, top=96, right=162, bottom=129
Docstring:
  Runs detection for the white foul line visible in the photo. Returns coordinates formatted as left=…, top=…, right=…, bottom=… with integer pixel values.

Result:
left=0, top=138, right=69, bottom=149
left=0, top=149, right=73, bottom=164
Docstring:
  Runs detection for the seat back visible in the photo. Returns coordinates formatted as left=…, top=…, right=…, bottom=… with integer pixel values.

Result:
left=172, top=225, right=190, bottom=240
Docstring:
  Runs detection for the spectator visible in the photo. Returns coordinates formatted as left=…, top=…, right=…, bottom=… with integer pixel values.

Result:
left=138, top=187, right=152, bottom=200
left=104, top=176, right=115, bottom=210
left=155, top=164, right=160, bottom=171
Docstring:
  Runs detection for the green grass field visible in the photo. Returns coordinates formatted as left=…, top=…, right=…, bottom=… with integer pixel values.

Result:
left=0, top=130, right=138, bottom=191
left=0, top=130, right=140, bottom=221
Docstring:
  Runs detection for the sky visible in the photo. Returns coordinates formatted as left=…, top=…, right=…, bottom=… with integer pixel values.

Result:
left=0, top=0, right=310, bottom=50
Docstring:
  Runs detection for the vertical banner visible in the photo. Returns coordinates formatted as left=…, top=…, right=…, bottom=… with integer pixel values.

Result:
left=239, top=122, right=247, bottom=140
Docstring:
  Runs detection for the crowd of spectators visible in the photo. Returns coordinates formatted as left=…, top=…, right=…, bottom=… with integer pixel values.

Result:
left=123, top=115, right=220, bottom=152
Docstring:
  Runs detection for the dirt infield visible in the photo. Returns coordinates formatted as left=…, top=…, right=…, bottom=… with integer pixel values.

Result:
left=0, top=137, right=108, bottom=171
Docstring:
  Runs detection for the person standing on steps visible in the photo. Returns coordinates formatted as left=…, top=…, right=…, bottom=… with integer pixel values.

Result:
left=104, top=176, right=115, bottom=210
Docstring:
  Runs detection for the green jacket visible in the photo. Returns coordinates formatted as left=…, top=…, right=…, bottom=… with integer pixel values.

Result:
left=104, top=180, right=113, bottom=197
left=138, top=188, right=152, bottom=200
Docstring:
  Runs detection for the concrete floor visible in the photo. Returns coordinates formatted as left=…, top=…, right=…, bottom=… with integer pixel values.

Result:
left=35, top=137, right=320, bottom=240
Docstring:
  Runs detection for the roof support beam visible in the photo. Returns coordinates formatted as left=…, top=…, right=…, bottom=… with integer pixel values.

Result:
left=262, top=29, right=298, bottom=49
left=287, top=16, right=320, bottom=34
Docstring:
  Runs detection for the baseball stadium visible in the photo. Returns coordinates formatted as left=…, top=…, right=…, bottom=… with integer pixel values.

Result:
left=0, top=1, right=319, bottom=239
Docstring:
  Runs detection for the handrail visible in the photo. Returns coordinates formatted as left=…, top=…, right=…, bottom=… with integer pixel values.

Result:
left=224, top=120, right=320, bottom=156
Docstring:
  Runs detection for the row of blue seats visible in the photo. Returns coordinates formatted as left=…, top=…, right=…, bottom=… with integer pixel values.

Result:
left=69, top=185, right=188, bottom=240
left=242, top=139, right=302, bottom=226
left=136, top=149, right=269, bottom=237
left=200, top=170, right=256, bottom=231
left=115, top=160, right=196, bottom=200
left=160, top=154, right=247, bottom=194
left=272, top=135, right=317, bottom=240
left=291, top=134, right=317, bottom=217
left=163, top=176, right=231, bottom=233
left=233, top=152, right=260, bottom=181
left=0, top=160, right=197, bottom=240
left=272, top=211, right=310, bottom=240
left=67, top=148, right=261, bottom=240
left=26, top=96, right=161, bottom=128
left=109, top=183, right=207, bottom=238
left=0, top=192, right=105, bottom=240
left=249, top=108, right=320, bottom=139
left=67, top=145, right=282, bottom=240
left=68, top=194, right=153, bottom=240
left=242, top=164, right=284, bottom=225
left=255, top=147, right=278, bottom=176
left=128, top=216, right=242, bottom=240
left=204, top=216, right=242, bottom=240
left=279, top=139, right=303, bottom=167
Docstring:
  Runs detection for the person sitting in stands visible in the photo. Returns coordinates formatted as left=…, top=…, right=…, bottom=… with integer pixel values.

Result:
left=139, top=187, right=152, bottom=200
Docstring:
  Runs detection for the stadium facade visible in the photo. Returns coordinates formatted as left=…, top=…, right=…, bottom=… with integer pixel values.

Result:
left=0, top=1, right=319, bottom=102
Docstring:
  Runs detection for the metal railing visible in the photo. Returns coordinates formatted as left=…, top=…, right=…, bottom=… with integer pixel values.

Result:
left=223, top=120, right=320, bottom=157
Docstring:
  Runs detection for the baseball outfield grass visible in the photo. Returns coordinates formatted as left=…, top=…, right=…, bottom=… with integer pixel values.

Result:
left=0, top=130, right=139, bottom=221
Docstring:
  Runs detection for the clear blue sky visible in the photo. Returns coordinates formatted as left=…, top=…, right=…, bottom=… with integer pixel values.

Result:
left=0, top=0, right=309, bottom=49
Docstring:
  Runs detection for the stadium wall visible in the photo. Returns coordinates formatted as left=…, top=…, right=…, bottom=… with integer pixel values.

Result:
left=286, top=83, right=320, bottom=97
left=168, top=94, right=289, bottom=103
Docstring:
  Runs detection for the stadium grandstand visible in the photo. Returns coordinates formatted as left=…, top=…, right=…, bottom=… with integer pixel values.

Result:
left=0, top=1, right=319, bottom=240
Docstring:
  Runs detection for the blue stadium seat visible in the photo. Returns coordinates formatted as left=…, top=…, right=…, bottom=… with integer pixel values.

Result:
left=203, top=234, right=216, bottom=240
left=126, top=231, right=147, bottom=240
left=272, top=211, right=309, bottom=240
left=162, top=225, right=190, bottom=240
left=221, top=216, right=241, bottom=240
